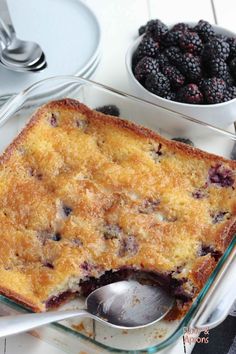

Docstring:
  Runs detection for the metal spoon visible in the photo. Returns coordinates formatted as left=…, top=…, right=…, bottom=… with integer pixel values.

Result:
left=0, top=280, right=174, bottom=337
left=0, top=52, right=47, bottom=72
left=0, top=0, right=46, bottom=71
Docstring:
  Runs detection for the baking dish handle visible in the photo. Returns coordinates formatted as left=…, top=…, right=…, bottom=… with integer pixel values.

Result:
left=191, top=243, right=236, bottom=331
left=195, top=286, right=236, bottom=330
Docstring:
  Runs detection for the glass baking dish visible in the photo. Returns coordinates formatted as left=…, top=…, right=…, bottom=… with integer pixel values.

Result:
left=0, top=76, right=235, bottom=354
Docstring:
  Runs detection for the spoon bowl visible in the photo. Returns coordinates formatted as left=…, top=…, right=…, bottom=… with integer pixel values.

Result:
left=0, top=52, right=47, bottom=72
left=86, top=280, right=174, bottom=329
left=1, top=37, right=43, bottom=67
left=0, top=280, right=174, bottom=337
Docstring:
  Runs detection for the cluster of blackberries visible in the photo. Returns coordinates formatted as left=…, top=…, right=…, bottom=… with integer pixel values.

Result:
left=133, top=19, right=236, bottom=104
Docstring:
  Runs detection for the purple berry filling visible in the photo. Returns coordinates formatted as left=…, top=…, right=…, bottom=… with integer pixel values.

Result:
left=80, top=261, right=95, bottom=273
left=150, top=143, right=163, bottom=162
left=104, top=224, right=122, bottom=239
left=29, top=168, right=43, bottom=180
left=139, top=199, right=160, bottom=214
left=46, top=291, right=72, bottom=308
left=155, top=143, right=163, bottom=156
left=45, top=267, right=195, bottom=310
left=199, top=245, right=222, bottom=261
left=44, top=262, right=54, bottom=269
left=79, top=269, right=131, bottom=297
left=37, top=230, right=61, bottom=244
left=76, top=119, right=88, bottom=129
left=192, top=188, right=207, bottom=199
left=79, top=268, right=194, bottom=303
left=50, top=113, right=58, bottom=127
left=208, top=164, right=234, bottom=187
left=119, top=236, right=139, bottom=257
left=210, top=211, right=231, bottom=224
left=63, top=205, right=73, bottom=217
left=71, top=238, right=83, bottom=246
left=52, top=233, right=61, bottom=241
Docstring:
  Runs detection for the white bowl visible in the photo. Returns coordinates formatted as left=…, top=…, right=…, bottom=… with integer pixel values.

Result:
left=125, top=22, right=236, bottom=129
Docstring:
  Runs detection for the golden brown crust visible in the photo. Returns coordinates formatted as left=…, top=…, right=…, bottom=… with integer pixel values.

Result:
left=190, top=255, right=216, bottom=288
left=0, top=98, right=235, bottom=317
left=2, top=98, right=236, bottom=168
left=0, top=285, right=42, bottom=312
left=215, top=216, right=236, bottom=249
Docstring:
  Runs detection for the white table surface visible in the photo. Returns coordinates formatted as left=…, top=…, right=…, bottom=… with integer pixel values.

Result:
left=1, top=0, right=236, bottom=353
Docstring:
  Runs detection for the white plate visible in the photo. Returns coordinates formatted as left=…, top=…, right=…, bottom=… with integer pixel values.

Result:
left=0, top=0, right=101, bottom=96
left=83, top=54, right=100, bottom=78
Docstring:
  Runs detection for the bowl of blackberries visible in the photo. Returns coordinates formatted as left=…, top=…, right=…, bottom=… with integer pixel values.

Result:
left=126, top=19, right=236, bottom=128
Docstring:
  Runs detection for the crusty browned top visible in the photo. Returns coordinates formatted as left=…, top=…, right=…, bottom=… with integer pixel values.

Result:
left=0, top=98, right=235, bottom=312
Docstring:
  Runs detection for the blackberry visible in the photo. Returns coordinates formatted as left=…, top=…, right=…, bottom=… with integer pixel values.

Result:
left=134, top=19, right=236, bottom=106
left=134, top=57, right=159, bottom=83
left=216, top=34, right=228, bottom=42
left=52, top=233, right=61, bottom=242
left=199, top=245, right=222, bottom=259
left=208, top=164, right=234, bottom=187
left=223, top=86, right=236, bottom=102
left=164, top=91, right=176, bottom=101
left=146, top=19, right=168, bottom=41
left=95, top=105, right=120, bottom=117
left=164, top=46, right=182, bottom=65
left=171, top=23, right=190, bottom=32
left=136, top=35, right=159, bottom=59
left=192, top=188, right=207, bottom=199
left=119, top=236, right=139, bottom=257
left=138, top=25, right=146, bottom=36
left=179, top=31, right=203, bottom=55
left=104, top=224, right=122, bottom=239
left=132, top=49, right=141, bottom=70
left=224, top=71, right=235, bottom=86
left=50, top=113, right=58, bottom=127
left=194, top=20, right=215, bottom=42
left=162, top=30, right=182, bottom=47
left=172, top=137, right=194, bottom=146
left=227, top=37, right=236, bottom=59
left=200, top=78, right=226, bottom=104
left=176, top=84, right=203, bottom=104
left=229, top=57, right=236, bottom=80
left=211, top=211, right=231, bottom=224
left=156, top=53, right=169, bottom=70
left=208, top=58, right=229, bottom=80
left=176, top=53, right=202, bottom=82
left=63, top=205, right=73, bottom=216
left=204, top=58, right=233, bottom=86
left=161, top=65, right=185, bottom=89
left=203, top=37, right=230, bottom=61
left=145, top=72, right=171, bottom=98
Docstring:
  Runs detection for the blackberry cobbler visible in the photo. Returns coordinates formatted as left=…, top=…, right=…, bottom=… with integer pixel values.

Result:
left=0, top=98, right=235, bottom=319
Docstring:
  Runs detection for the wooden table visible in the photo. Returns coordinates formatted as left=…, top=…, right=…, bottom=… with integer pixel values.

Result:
left=0, top=0, right=235, bottom=353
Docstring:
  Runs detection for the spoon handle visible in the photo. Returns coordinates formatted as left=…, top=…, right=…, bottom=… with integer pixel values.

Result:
left=0, top=309, right=92, bottom=338
left=0, top=0, right=16, bottom=40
